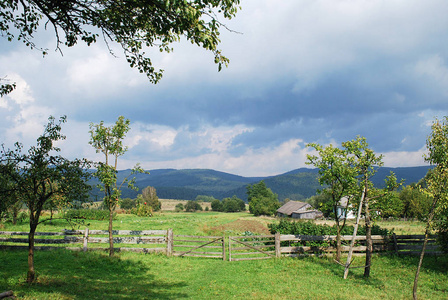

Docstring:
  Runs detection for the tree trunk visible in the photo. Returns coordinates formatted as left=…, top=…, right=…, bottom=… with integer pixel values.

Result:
left=413, top=196, right=438, bottom=300
left=344, top=187, right=366, bottom=279
left=336, top=228, right=341, bottom=262
left=108, top=205, right=114, bottom=257
left=364, top=198, right=372, bottom=278
left=27, top=220, right=37, bottom=283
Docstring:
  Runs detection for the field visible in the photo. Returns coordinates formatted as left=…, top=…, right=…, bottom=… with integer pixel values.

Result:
left=1, top=210, right=447, bottom=299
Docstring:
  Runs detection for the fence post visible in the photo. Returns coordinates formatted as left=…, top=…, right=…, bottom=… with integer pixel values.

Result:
left=275, top=233, right=281, bottom=258
left=228, top=237, right=232, bottom=262
left=218, top=235, right=223, bottom=261
left=83, top=228, right=89, bottom=252
left=392, top=233, right=399, bottom=255
left=166, top=229, right=173, bottom=257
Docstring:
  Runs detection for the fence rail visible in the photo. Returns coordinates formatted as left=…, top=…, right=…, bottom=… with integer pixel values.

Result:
left=0, top=230, right=443, bottom=260
left=173, top=235, right=225, bottom=260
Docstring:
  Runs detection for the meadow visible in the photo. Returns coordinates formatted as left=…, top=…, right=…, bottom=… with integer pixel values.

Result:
left=1, top=207, right=447, bottom=299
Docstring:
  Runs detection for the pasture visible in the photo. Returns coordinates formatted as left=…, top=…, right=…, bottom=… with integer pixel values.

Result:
left=1, top=209, right=447, bottom=299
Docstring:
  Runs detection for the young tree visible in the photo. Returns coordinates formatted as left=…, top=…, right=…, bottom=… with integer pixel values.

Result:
left=0, top=116, right=91, bottom=283
left=413, top=117, right=448, bottom=300
left=138, top=186, right=161, bottom=212
left=306, top=143, right=358, bottom=262
left=0, top=0, right=241, bottom=95
left=89, top=116, right=146, bottom=256
left=247, top=181, right=280, bottom=216
left=342, top=136, right=386, bottom=279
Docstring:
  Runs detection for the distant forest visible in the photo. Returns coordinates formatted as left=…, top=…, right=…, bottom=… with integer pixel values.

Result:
left=89, top=166, right=433, bottom=202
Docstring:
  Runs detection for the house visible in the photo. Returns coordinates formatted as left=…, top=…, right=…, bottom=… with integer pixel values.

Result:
left=337, top=196, right=356, bottom=219
left=276, top=201, right=323, bottom=219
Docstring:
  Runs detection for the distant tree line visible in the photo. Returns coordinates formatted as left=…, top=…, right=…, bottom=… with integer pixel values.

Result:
left=211, top=196, right=246, bottom=212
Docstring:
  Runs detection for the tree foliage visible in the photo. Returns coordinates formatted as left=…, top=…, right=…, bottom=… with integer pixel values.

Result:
left=0, top=116, right=91, bottom=283
left=0, top=0, right=241, bottom=95
left=210, top=195, right=245, bottom=212
left=89, top=115, right=146, bottom=256
left=247, top=181, right=280, bottom=216
left=138, top=186, right=161, bottom=212
left=414, top=117, right=448, bottom=299
left=185, top=200, right=203, bottom=212
left=306, top=142, right=358, bottom=261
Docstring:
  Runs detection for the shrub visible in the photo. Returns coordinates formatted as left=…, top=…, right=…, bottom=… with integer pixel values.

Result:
left=120, top=198, right=137, bottom=210
left=211, top=199, right=223, bottom=211
left=64, top=209, right=114, bottom=221
left=175, top=203, right=184, bottom=212
left=185, top=201, right=203, bottom=212
left=268, top=219, right=390, bottom=247
left=131, top=204, right=153, bottom=217
left=195, top=195, right=217, bottom=202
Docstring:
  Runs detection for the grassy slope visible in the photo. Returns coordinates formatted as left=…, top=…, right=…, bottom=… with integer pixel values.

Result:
left=1, top=213, right=446, bottom=299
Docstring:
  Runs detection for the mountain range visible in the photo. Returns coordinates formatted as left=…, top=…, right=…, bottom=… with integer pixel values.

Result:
left=89, top=166, right=433, bottom=202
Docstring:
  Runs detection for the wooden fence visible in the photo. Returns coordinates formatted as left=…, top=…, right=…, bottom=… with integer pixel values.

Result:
left=0, top=229, right=170, bottom=254
left=173, top=235, right=225, bottom=260
left=228, top=233, right=442, bottom=261
left=0, top=230, right=442, bottom=260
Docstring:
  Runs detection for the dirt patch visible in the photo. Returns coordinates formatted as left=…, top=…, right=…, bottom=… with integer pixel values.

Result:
left=211, top=219, right=271, bottom=235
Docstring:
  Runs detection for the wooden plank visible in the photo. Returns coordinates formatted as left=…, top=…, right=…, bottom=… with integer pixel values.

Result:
left=175, top=235, right=222, bottom=239
left=230, top=234, right=275, bottom=239
left=87, top=236, right=165, bottom=244
left=173, top=239, right=219, bottom=243
left=65, top=230, right=167, bottom=236
left=0, top=231, right=66, bottom=236
left=0, top=237, right=82, bottom=244
left=177, top=238, right=223, bottom=257
left=398, top=244, right=439, bottom=251
left=229, top=238, right=274, bottom=258
left=231, top=256, right=273, bottom=261
left=173, top=253, right=222, bottom=258
left=173, top=244, right=222, bottom=249
left=230, top=251, right=275, bottom=256
left=230, top=245, right=275, bottom=251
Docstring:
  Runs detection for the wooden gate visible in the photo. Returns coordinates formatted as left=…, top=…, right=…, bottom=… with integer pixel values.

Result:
left=173, top=235, right=226, bottom=260
left=228, top=234, right=276, bottom=261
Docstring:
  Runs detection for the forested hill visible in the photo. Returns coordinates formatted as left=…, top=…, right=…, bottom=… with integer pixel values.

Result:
left=90, top=166, right=433, bottom=202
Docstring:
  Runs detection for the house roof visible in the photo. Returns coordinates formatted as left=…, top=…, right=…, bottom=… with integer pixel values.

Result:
left=277, top=201, right=310, bottom=216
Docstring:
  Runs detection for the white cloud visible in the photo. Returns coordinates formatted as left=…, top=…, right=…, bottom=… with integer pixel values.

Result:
left=381, top=149, right=427, bottom=167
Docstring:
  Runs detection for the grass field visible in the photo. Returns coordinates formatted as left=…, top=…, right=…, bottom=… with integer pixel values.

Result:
left=1, top=211, right=445, bottom=299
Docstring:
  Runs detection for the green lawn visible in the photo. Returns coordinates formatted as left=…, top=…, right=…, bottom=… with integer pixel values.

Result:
left=1, top=249, right=447, bottom=299
left=1, top=212, right=444, bottom=299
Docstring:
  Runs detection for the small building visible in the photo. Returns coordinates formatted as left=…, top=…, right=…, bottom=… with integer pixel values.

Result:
left=277, top=201, right=323, bottom=219
left=337, top=196, right=356, bottom=219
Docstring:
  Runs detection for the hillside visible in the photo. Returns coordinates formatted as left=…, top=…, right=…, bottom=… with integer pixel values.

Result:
left=89, top=166, right=432, bottom=202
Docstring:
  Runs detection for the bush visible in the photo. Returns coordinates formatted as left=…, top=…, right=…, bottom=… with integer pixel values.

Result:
left=185, top=201, right=203, bottom=212
left=211, top=199, right=223, bottom=211
left=195, top=195, right=217, bottom=202
left=175, top=203, right=184, bottom=212
left=64, top=209, right=114, bottom=221
left=268, top=219, right=390, bottom=247
left=131, top=204, right=153, bottom=217
left=269, top=219, right=390, bottom=236
left=120, top=198, right=137, bottom=210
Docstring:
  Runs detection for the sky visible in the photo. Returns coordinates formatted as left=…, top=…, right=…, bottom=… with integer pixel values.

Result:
left=1, top=0, right=448, bottom=177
